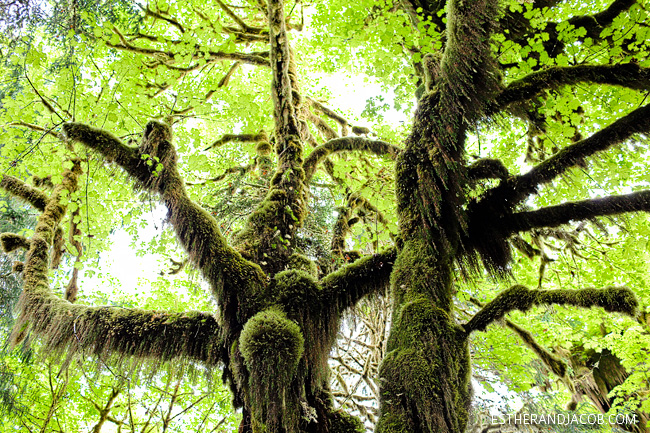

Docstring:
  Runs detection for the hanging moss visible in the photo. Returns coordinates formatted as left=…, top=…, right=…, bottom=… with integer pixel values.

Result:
left=239, top=308, right=304, bottom=433
left=0, top=233, right=30, bottom=253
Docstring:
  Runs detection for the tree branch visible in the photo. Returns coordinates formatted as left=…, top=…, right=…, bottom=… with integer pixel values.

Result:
left=186, top=162, right=257, bottom=186
left=105, top=29, right=270, bottom=68
left=8, top=161, right=225, bottom=367
left=320, top=247, right=396, bottom=313
left=502, top=190, right=650, bottom=234
left=172, top=62, right=241, bottom=116
left=475, top=102, right=650, bottom=209
left=62, top=121, right=267, bottom=327
left=496, top=63, right=650, bottom=109
left=303, top=137, right=401, bottom=181
left=140, top=5, right=185, bottom=33
left=0, top=175, right=49, bottom=211
left=0, top=233, right=30, bottom=253
left=204, top=131, right=267, bottom=151
left=469, top=297, right=567, bottom=377
left=464, top=285, right=637, bottom=334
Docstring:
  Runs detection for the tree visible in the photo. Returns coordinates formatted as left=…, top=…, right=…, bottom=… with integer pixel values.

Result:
left=1, top=0, right=649, bottom=432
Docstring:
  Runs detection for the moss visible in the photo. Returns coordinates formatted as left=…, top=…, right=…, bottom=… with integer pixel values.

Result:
left=390, top=239, right=453, bottom=309
left=12, top=261, right=24, bottom=274
left=0, top=175, right=48, bottom=211
left=466, top=285, right=638, bottom=333
left=287, top=253, right=318, bottom=277
left=0, top=233, right=30, bottom=253
left=239, top=308, right=304, bottom=433
left=327, top=409, right=365, bottom=433
left=379, top=299, right=471, bottom=433
left=255, top=141, right=273, bottom=156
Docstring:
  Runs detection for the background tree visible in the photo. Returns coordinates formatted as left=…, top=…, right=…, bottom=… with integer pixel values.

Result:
left=1, top=1, right=650, bottom=433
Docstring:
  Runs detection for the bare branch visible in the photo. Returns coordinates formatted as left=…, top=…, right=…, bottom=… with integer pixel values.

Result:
left=303, top=137, right=401, bottom=181
left=8, top=122, right=60, bottom=138
left=496, top=63, right=650, bottom=109
left=172, top=62, right=241, bottom=116
left=106, top=29, right=270, bottom=68
left=215, top=0, right=250, bottom=31
left=141, top=5, right=185, bottom=33
left=502, top=190, right=650, bottom=234
left=0, top=175, right=48, bottom=211
left=464, top=285, right=637, bottom=334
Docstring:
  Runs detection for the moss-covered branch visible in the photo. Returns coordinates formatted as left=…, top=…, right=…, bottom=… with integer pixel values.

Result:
left=10, top=161, right=224, bottom=367
left=467, top=158, right=509, bottom=181
left=330, top=193, right=390, bottom=259
left=62, top=124, right=141, bottom=174
left=464, top=285, right=637, bottom=334
left=474, top=102, right=650, bottom=210
left=502, top=190, right=650, bottom=234
left=469, top=297, right=567, bottom=377
left=303, top=137, right=401, bottom=181
left=320, top=247, right=396, bottom=313
left=204, top=131, right=267, bottom=151
left=496, top=63, right=650, bottom=110
left=0, top=175, right=49, bottom=211
left=0, top=233, right=30, bottom=253
left=437, top=0, right=500, bottom=125
left=63, top=121, right=267, bottom=327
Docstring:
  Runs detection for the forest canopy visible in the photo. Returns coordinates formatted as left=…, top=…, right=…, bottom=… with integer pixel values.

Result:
left=0, top=0, right=650, bottom=432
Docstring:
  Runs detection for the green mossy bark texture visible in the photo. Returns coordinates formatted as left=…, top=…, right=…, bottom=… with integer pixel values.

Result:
left=240, top=308, right=305, bottom=433
left=379, top=0, right=502, bottom=430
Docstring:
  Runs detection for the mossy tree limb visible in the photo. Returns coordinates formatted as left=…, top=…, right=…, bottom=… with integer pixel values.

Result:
left=0, top=175, right=49, bottom=211
left=330, top=193, right=390, bottom=259
left=0, top=233, right=30, bottom=253
left=320, top=247, right=396, bottom=312
left=474, top=102, right=650, bottom=212
left=464, top=285, right=638, bottom=334
left=63, top=121, right=267, bottom=326
left=501, top=190, right=650, bottom=234
left=303, top=137, right=401, bottom=182
left=495, top=63, right=650, bottom=110
left=469, top=297, right=567, bottom=378
left=204, top=131, right=267, bottom=151
left=4, top=161, right=225, bottom=368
